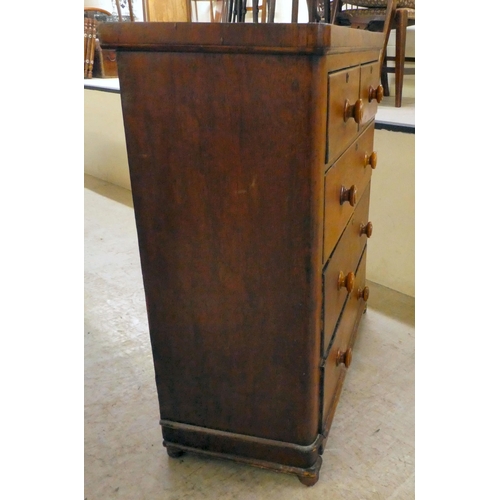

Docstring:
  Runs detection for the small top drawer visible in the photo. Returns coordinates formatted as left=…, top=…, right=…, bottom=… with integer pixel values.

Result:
left=326, top=66, right=361, bottom=165
left=360, top=62, right=383, bottom=129
left=323, top=121, right=375, bottom=264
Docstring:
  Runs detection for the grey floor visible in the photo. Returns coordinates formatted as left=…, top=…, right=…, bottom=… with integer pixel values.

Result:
left=84, top=174, right=415, bottom=500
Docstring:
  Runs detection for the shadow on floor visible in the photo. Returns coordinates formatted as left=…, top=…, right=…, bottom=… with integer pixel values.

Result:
left=366, top=280, right=415, bottom=328
left=84, top=174, right=134, bottom=209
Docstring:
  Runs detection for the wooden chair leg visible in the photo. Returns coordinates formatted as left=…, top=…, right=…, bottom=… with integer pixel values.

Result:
left=305, top=0, right=319, bottom=22
left=209, top=0, right=214, bottom=21
left=214, top=0, right=224, bottom=21
left=381, top=49, right=390, bottom=96
left=193, top=0, right=199, bottom=21
left=395, top=9, right=408, bottom=107
left=323, top=0, right=330, bottom=24
left=227, top=0, right=234, bottom=21
left=268, top=0, right=276, bottom=22
left=291, top=0, right=299, bottom=22
left=252, top=0, right=259, bottom=22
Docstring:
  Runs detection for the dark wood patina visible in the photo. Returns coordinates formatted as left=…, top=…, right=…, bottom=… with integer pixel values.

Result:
left=99, top=22, right=384, bottom=486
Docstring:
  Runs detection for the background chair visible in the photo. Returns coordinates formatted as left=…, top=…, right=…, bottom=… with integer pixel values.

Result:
left=84, top=4, right=112, bottom=79
left=220, top=0, right=275, bottom=22
left=190, top=0, right=219, bottom=22
left=84, top=2, right=119, bottom=79
left=330, top=0, right=415, bottom=107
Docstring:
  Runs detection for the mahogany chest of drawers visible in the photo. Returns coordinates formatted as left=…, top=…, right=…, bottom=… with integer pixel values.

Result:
left=100, top=22, right=385, bottom=486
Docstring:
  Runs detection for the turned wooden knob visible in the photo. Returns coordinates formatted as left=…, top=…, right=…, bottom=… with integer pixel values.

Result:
left=340, top=185, right=357, bottom=207
left=364, top=151, right=377, bottom=169
left=360, top=221, right=373, bottom=238
left=357, top=286, right=370, bottom=301
left=368, top=84, right=384, bottom=103
left=336, top=347, right=352, bottom=368
left=338, top=271, right=355, bottom=293
left=344, top=99, right=363, bottom=124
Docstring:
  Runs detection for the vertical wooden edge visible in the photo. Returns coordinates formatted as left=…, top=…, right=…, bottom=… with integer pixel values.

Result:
left=307, top=54, right=328, bottom=437
left=142, top=0, right=150, bottom=21
left=184, top=0, right=192, bottom=21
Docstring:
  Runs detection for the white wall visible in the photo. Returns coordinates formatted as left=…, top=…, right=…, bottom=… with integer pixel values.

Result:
left=369, top=129, right=415, bottom=296
left=84, top=90, right=131, bottom=190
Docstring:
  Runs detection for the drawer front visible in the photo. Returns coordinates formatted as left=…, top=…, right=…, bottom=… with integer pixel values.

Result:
left=323, top=121, right=375, bottom=263
left=360, top=62, right=381, bottom=129
left=326, top=66, right=360, bottom=165
left=322, top=183, right=371, bottom=356
left=347, top=246, right=369, bottom=349
left=321, top=248, right=368, bottom=429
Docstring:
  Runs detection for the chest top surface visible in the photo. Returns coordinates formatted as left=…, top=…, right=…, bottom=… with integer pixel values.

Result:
left=99, top=22, right=385, bottom=56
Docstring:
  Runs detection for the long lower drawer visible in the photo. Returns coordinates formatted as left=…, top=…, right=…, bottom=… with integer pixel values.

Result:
left=321, top=247, right=369, bottom=433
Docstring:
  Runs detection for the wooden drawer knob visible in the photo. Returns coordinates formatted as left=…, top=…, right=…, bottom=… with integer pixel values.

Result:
left=344, top=99, right=363, bottom=124
left=338, top=271, right=355, bottom=293
left=340, top=185, right=357, bottom=206
left=368, top=84, right=384, bottom=103
left=336, top=347, right=352, bottom=368
left=360, top=221, right=373, bottom=238
left=364, top=151, right=377, bottom=169
left=357, top=286, right=370, bottom=301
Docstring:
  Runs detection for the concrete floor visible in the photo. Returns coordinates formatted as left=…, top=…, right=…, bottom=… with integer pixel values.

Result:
left=84, top=174, right=415, bottom=499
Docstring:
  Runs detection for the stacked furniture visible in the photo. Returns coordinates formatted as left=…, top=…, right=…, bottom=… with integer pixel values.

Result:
left=99, top=21, right=384, bottom=486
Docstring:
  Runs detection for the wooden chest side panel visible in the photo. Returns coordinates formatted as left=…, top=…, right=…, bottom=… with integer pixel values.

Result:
left=117, top=51, right=323, bottom=445
left=326, top=66, right=360, bottom=165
